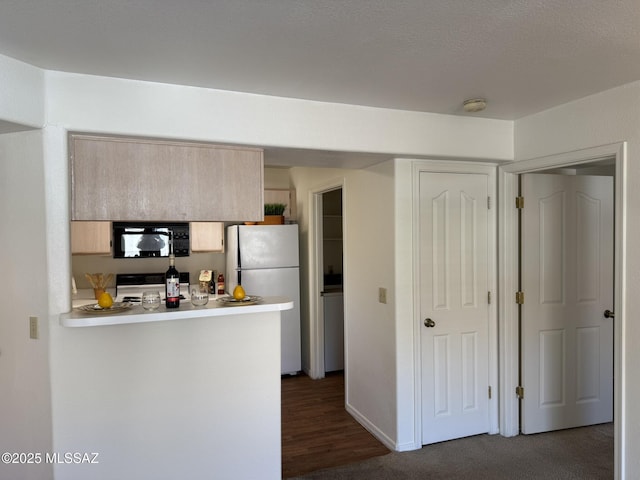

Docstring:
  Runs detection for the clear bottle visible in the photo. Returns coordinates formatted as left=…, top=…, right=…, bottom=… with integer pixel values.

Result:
left=165, top=254, right=180, bottom=308
left=217, top=273, right=225, bottom=295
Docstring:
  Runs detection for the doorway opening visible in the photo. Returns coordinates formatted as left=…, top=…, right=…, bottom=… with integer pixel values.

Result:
left=499, top=143, right=625, bottom=478
left=309, top=181, right=345, bottom=379
left=321, top=188, right=344, bottom=375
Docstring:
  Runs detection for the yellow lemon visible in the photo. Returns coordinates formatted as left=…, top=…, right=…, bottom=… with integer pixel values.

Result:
left=233, top=284, right=246, bottom=301
left=98, top=292, right=114, bottom=309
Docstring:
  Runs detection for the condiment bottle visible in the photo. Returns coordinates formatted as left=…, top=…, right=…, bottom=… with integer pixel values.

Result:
left=209, top=270, right=217, bottom=294
left=217, top=273, right=225, bottom=295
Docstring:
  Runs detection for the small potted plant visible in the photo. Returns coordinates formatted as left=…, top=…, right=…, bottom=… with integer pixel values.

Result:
left=260, top=203, right=287, bottom=224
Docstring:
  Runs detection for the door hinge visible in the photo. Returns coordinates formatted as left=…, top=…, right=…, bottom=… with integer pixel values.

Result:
left=516, top=196, right=524, bottom=209
left=516, top=386, right=524, bottom=399
left=515, top=291, right=525, bottom=304
left=487, top=291, right=492, bottom=305
left=487, top=196, right=491, bottom=209
left=488, top=386, right=492, bottom=399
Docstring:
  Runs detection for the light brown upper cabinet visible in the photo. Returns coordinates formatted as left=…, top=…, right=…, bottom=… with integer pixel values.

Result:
left=71, top=221, right=111, bottom=255
left=190, top=222, right=224, bottom=253
left=70, top=134, right=264, bottom=222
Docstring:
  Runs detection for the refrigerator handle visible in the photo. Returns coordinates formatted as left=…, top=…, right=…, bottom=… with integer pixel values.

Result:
left=236, top=227, right=241, bottom=269
left=236, top=226, right=242, bottom=286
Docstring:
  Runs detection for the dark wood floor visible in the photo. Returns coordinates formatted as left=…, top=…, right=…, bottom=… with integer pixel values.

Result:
left=281, top=371, right=390, bottom=478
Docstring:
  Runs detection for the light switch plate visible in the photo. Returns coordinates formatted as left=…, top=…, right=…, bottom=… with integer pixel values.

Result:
left=378, top=287, right=387, bottom=304
left=29, top=316, right=38, bottom=339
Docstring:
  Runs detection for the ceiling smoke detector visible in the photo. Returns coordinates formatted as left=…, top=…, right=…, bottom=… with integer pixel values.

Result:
left=463, top=98, right=487, bottom=113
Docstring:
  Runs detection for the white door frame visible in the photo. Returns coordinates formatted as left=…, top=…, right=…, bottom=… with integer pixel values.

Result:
left=498, top=142, right=625, bottom=479
left=412, top=160, right=500, bottom=445
left=308, top=178, right=346, bottom=380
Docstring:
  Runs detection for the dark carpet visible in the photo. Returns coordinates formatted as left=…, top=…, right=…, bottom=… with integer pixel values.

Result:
left=291, top=423, right=614, bottom=479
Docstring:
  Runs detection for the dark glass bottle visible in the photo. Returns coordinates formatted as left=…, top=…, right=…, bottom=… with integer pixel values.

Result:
left=217, top=273, right=225, bottom=295
left=165, top=254, right=180, bottom=308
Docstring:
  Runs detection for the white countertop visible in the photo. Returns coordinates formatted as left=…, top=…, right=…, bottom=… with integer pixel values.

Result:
left=60, top=295, right=294, bottom=327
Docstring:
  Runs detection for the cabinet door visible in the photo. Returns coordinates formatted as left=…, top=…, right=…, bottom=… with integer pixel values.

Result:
left=191, top=222, right=224, bottom=252
left=70, top=134, right=264, bottom=222
left=71, top=221, right=111, bottom=255
left=264, top=189, right=296, bottom=221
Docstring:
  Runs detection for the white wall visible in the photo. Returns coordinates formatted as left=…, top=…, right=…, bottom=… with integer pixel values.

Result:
left=264, top=167, right=292, bottom=189
left=0, top=130, right=53, bottom=480
left=514, top=81, right=640, bottom=478
left=45, top=70, right=513, bottom=161
left=342, top=161, right=398, bottom=445
left=49, top=312, right=282, bottom=480
left=0, top=54, right=44, bottom=131
left=289, top=163, right=398, bottom=447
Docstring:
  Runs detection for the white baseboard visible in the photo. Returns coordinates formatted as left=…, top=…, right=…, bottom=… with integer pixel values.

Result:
left=394, top=440, right=421, bottom=452
left=345, top=402, right=419, bottom=452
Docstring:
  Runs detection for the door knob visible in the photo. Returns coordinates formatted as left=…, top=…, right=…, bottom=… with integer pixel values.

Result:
left=604, top=309, right=615, bottom=319
left=424, top=318, right=436, bottom=328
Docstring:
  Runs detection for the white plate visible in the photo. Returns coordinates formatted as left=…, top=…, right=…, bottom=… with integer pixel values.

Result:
left=216, top=295, right=262, bottom=307
left=76, top=302, right=134, bottom=314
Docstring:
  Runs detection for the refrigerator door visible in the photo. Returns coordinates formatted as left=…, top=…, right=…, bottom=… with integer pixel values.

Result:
left=241, top=267, right=301, bottom=375
left=238, top=224, right=299, bottom=269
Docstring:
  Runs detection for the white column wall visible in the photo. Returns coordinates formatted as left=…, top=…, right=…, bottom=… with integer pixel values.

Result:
left=393, top=158, right=420, bottom=450
left=290, top=162, right=398, bottom=448
left=514, top=81, right=640, bottom=478
left=341, top=161, right=397, bottom=446
left=0, top=130, right=53, bottom=480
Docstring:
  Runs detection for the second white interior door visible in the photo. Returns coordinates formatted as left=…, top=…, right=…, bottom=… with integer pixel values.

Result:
left=521, top=173, right=614, bottom=434
left=420, top=171, right=491, bottom=444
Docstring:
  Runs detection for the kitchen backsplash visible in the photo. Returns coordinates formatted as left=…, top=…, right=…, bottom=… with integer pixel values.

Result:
left=72, top=252, right=226, bottom=290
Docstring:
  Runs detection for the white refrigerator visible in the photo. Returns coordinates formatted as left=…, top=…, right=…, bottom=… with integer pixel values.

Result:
left=226, top=224, right=301, bottom=375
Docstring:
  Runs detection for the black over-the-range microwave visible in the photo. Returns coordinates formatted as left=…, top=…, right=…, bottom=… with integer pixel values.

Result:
left=112, top=222, right=190, bottom=258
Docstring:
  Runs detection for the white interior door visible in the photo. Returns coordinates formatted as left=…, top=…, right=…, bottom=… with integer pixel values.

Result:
left=420, top=172, right=491, bottom=444
left=521, top=174, right=613, bottom=434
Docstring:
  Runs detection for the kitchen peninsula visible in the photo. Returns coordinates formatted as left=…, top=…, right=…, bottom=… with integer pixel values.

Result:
left=60, top=296, right=293, bottom=327
left=53, top=297, right=292, bottom=479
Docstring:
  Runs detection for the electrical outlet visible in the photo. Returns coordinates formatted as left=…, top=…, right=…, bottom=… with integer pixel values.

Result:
left=378, top=287, right=387, bottom=304
left=29, top=316, right=38, bottom=339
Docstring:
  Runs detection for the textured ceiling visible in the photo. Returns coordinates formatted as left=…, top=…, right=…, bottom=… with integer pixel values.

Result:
left=1, top=0, right=639, bottom=122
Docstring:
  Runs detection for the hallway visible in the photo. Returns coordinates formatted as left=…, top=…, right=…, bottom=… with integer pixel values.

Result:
left=281, top=372, right=390, bottom=478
